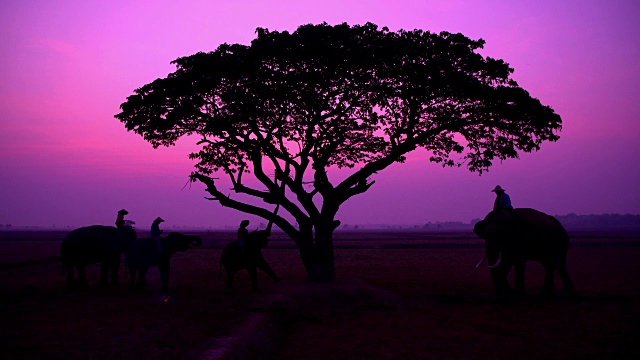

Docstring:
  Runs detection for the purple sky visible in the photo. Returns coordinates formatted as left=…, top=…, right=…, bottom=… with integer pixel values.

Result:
left=1, top=0, right=639, bottom=228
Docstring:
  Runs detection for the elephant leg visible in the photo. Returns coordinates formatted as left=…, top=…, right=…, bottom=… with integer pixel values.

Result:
left=65, top=264, right=75, bottom=287
left=513, top=262, right=526, bottom=295
left=558, top=269, right=574, bottom=296
left=541, top=264, right=556, bottom=296
left=159, top=261, right=170, bottom=292
left=556, top=262, right=574, bottom=295
left=225, top=270, right=235, bottom=290
left=257, top=259, right=280, bottom=283
left=129, top=267, right=137, bottom=288
left=490, top=268, right=511, bottom=299
left=247, top=266, right=260, bottom=291
left=110, top=258, right=120, bottom=286
left=99, top=262, right=110, bottom=288
left=137, top=268, right=148, bottom=289
left=77, top=265, right=89, bottom=289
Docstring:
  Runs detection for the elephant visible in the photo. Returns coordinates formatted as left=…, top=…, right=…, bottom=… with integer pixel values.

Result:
left=61, top=225, right=137, bottom=288
left=126, top=232, right=202, bottom=291
left=473, top=208, right=574, bottom=298
left=219, top=228, right=280, bottom=291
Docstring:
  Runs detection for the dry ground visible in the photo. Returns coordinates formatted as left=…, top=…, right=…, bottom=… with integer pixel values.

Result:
left=1, top=230, right=639, bottom=359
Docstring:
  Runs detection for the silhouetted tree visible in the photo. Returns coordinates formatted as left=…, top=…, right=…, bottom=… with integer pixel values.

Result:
left=116, top=23, right=562, bottom=282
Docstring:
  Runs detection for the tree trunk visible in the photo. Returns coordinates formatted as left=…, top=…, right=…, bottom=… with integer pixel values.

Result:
left=289, top=220, right=336, bottom=283
left=310, top=229, right=336, bottom=282
left=295, top=224, right=335, bottom=283
left=295, top=236, right=317, bottom=278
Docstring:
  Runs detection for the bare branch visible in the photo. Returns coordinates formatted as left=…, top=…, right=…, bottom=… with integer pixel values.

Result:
left=192, top=173, right=299, bottom=237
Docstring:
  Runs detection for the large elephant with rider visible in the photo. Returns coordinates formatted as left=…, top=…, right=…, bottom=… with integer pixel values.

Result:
left=61, top=225, right=137, bottom=288
left=126, top=232, right=202, bottom=291
left=219, top=222, right=280, bottom=291
left=473, top=208, right=574, bottom=298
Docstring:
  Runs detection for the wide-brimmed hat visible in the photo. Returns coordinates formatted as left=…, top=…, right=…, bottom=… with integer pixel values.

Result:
left=240, top=220, right=250, bottom=227
left=118, top=209, right=129, bottom=215
left=154, top=217, right=164, bottom=223
left=491, top=185, right=505, bottom=193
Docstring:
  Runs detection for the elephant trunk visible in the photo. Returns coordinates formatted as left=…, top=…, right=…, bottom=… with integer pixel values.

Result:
left=487, top=253, right=503, bottom=269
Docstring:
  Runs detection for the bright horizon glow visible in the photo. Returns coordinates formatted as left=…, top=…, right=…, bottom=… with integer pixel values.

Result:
left=1, top=0, right=639, bottom=228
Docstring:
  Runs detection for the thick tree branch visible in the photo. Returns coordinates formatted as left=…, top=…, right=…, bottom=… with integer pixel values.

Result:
left=312, top=161, right=334, bottom=199
left=191, top=173, right=299, bottom=238
left=275, top=167, right=320, bottom=221
left=249, top=148, right=311, bottom=222
left=334, top=122, right=453, bottom=203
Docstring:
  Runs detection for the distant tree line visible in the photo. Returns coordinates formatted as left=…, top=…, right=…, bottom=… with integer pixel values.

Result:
left=339, top=213, right=640, bottom=231
left=554, top=213, right=640, bottom=230
left=340, top=221, right=475, bottom=230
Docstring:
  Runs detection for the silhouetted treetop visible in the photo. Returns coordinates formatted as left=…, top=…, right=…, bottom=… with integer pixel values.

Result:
left=117, top=22, right=560, bottom=175
left=116, top=22, right=562, bottom=281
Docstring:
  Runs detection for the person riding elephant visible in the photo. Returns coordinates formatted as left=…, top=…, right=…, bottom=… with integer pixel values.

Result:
left=491, top=185, right=529, bottom=228
left=150, top=217, right=164, bottom=254
left=474, top=208, right=574, bottom=299
left=61, top=225, right=137, bottom=288
left=219, top=221, right=280, bottom=291
left=115, top=209, right=129, bottom=229
left=126, top=232, right=202, bottom=291
left=491, top=185, right=513, bottom=211
left=237, top=219, right=250, bottom=247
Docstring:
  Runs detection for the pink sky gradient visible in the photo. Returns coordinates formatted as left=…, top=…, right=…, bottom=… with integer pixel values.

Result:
left=1, top=0, right=639, bottom=228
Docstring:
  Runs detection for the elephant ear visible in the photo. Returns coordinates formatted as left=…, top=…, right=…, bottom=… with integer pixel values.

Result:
left=473, top=220, right=488, bottom=238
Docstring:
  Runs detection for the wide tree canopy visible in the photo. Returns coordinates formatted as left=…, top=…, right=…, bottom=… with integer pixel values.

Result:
left=116, top=22, right=561, bottom=281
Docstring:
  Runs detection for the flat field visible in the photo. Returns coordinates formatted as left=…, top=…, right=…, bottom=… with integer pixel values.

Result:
left=1, top=230, right=639, bottom=359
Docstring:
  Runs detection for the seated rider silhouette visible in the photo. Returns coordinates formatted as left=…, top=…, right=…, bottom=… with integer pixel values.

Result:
left=492, top=185, right=513, bottom=211
left=237, top=220, right=250, bottom=247
left=491, top=185, right=528, bottom=227
left=115, top=209, right=130, bottom=243
left=116, top=209, right=129, bottom=229
left=151, top=217, right=165, bottom=255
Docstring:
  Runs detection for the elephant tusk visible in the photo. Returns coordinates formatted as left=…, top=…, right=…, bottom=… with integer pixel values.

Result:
left=475, top=256, right=487, bottom=268
left=487, top=253, right=502, bottom=269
